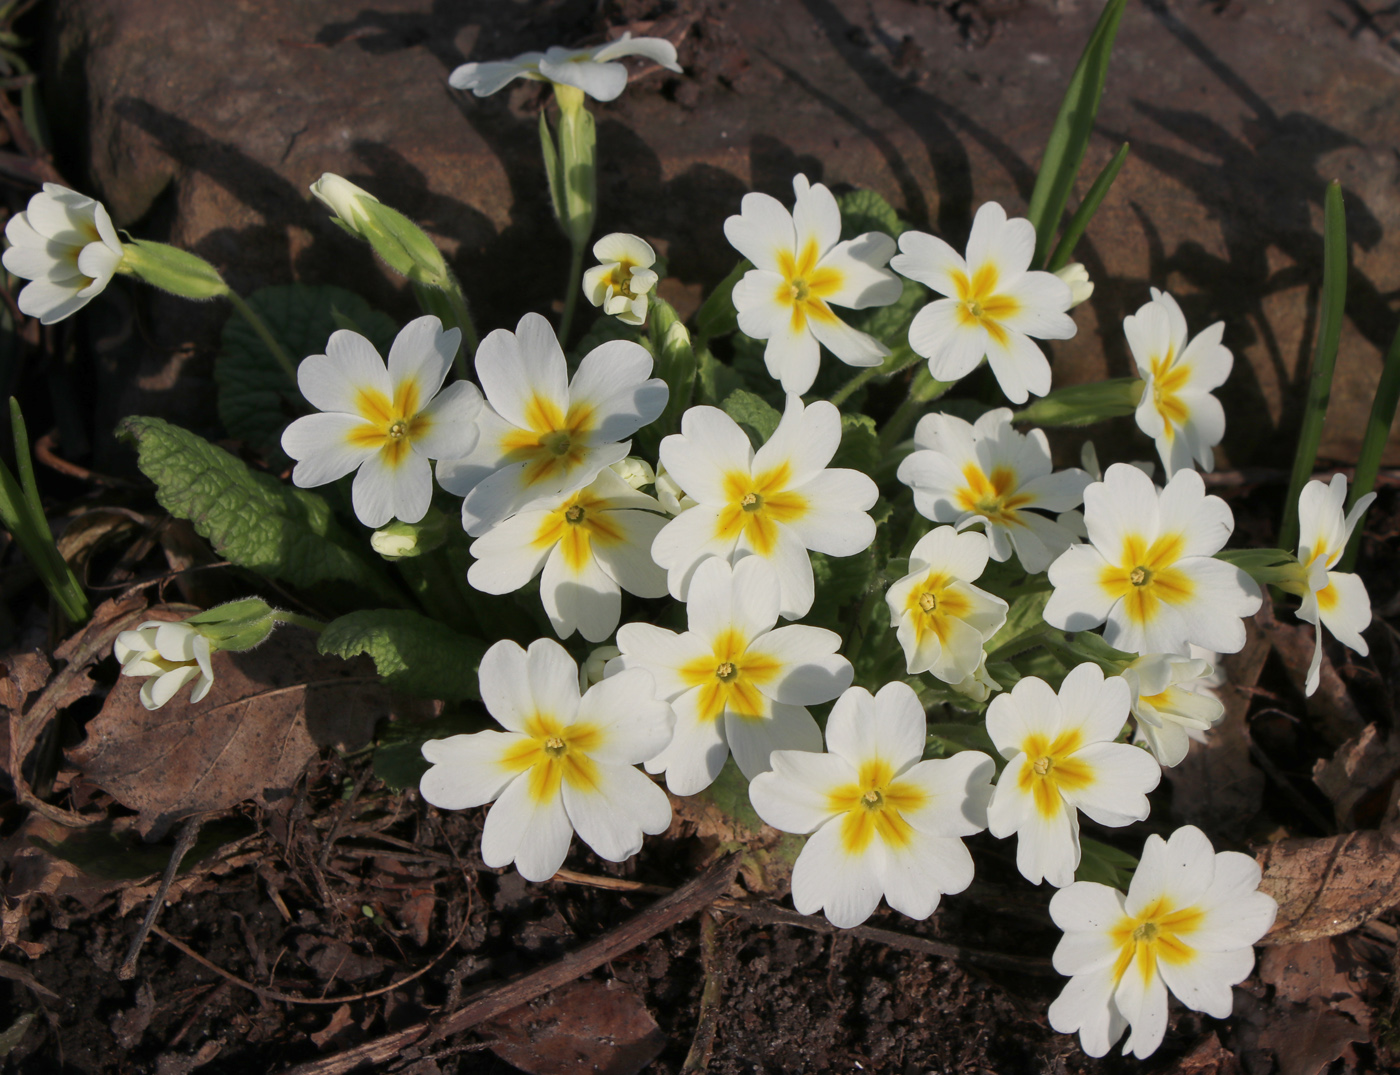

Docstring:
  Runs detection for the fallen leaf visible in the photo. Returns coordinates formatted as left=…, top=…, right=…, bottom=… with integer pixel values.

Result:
left=69, top=627, right=386, bottom=838
left=110, top=981, right=156, bottom=1050
left=397, top=892, right=435, bottom=948
left=1172, top=1033, right=1241, bottom=1075
left=296, top=937, right=386, bottom=983
left=1255, top=596, right=1364, bottom=746
left=1257, top=830, right=1400, bottom=944
left=309, top=1003, right=354, bottom=1049
left=1257, top=999, right=1366, bottom=1075
left=1259, top=936, right=1375, bottom=1034
left=1165, top=614, right=1268, bottom=842
left=1312, top=724, right=1400, bottom=831
left=483, top=979, right=667, bottom=1075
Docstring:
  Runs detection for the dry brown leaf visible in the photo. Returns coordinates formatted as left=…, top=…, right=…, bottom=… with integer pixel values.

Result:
left=483, top=979, right=667, bottom=1075
left=1257, top=830, right=1400, bottom=944
left=1257, top=999, right=1367, bottom=1075
left=1170, top=1033, right=1241, bottom=1075
left=69, top=628, right=386, bottom=838
left=1259, top=936, right=1375, bottom=1034
left=1165, top=612, right=1268, bottom=842
left=1312, top=724, right=1400, bottom=831
left=309, top=1004, right=354, bottom=1050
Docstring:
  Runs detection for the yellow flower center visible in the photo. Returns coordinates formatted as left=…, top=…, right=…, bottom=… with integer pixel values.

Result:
left=349, top=379, right=430, bottom=468
left=741, top=491, right=763, bottom=512
left=918, top=591, right=938, bottom=613
left=498, top=714, right=605, bottom=804
left=1098, top=532, right=1196, bottom=627
left=826, top=758, right=930, bottom=855
left=677, top=629, right=782, bottom=723
left=950, top=264, right=1021, bottom=346
left=1017, top=730, right=1094, bottom=818
left=1032, top=756, right=1052, bottom=776
left=1109, top=895, right=1206, bottom=987
left=714, top=463, right=809, bottom=556
left=543, top=736, right=567, bottom=757
left=498, top=393, right=598, bottom=490
left=773, top=238, right=843, bottom=333
left=1130, top=565, right=1150, bottom=586
left=715, top=660, right=738, bottom=682
left=565, top=504, right=585, bottom=524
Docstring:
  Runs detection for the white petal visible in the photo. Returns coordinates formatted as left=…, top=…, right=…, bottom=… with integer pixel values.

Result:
left=142, top=665, right=200, bottom=710
left=751, top=625, right=851, bottom=706
left=614, top=622, right=713, bottom=701
left=563, top=763, right=670, bottom=862
left=726, top=702, right=822, bottom=780
left=723, top=192, right=796, bottom=274
left=1158, top=947, right=1253, bottom=1020
left=388, top=315, right=458, bottom=403
left=474, top=313, right=569, bottom=431
left=751, top=395, right=842, bottom=490
left=789, top=817, right=884, bottom=928
left=1058, top=741, right=1159, bottom=828
left=807, top=310, right=889, bottom=368
left=650, top=505, right=739, bottom=600
left=574, top=668, right=675, bottom=766
left=419, top=730, right=527, bottom=809
left=684, top=555, right=780, bottom=644
left=818, top=233, right=902, bottom=309
left=480, top=773, right=574, bottom=882
left=448, top=58, right=540, bottom=96
left=983, top=327, right=1052, bottom=404
left=1317, top=571, right=1372, bottom=655
left=1114, top=963, right=1169, bottom=1059
left=539, top=58, right=629, bottom=102
left=996, top=271, right=1076, bottom=340
left=298, top=331, right=390, bottom=415
left=891, top=230, right=967, bottom=297
left=1044, top=544, right=1118, bottom=633
left=762, top=318, right=823, bottom=395
left=411, top=380, right=483, bottom=461
left=965, top=201, right=1034, bottom=280
left=283, top=413, right=377, bottom=486
left=659, top=407, right=753, bottom=505
left=477, top=639, right=534, bottom=732
left=645, top=686, right=729, bottom=794
left=540, top=538, right=620, bottom=642
left=589, top=509, right=670, bottom=598
left=570, top=339, right=667, bottom=443
left=749, top=752, right=852, bottom=834
left=791, top=175, right=841, bottom=260
left=878, top=831, right=975, bottom=918
left=908, top=299, right=990, bottom=380
left=744, top=523, right=815, bottom=620
left=1047, top=966, right=1128, bottom=1059
left=1055, top=662, right=1129, bottom=745
left=898, top=751, right=996, bottom=838
left=467, top=510, right=554, bottom=594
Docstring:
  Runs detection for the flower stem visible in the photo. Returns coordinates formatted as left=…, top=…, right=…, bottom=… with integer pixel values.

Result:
left=828, top=347, right=923, bottom=408
left=226, top=289, right=299, bottom=384
left=878, top=366, right=953, bottom=454
left=271, top=610, right=325, bottom=633
left=559, top=239, right=586, bottom=345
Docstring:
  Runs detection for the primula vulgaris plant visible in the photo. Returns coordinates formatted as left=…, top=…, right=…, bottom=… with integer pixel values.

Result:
left=6, top=2, right=1385, bottom=1062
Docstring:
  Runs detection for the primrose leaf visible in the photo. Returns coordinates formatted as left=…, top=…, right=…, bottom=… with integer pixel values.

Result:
left=831, top=413, right=879, bottom=474
left=117, top=416, right=401, bottom=605
left=319, top=609, right=488, bottom=702
left=838, top=188, right=902, bottom=240
left=722, top=388, right=782, bottom=448
left=216, top=283, right=397, bottom=455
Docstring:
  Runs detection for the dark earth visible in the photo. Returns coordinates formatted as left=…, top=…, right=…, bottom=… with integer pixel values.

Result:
left=4, top=1, right=1400, bottom=1073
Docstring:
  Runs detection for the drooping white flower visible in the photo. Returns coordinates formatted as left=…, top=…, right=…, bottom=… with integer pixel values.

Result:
left=612, top=556, right=851, bottom=794
left=985, top=663, right=1160, bottom=888
left=2, top=184, right=125, bottom=324
left=897, top=408, right=1091, bottom=573
left=467, top=467, right=669, bottom=643
left=749, top=681, right=995, bottom=928
left=724, top=174, right=902, bottom=395
left=113, top=621, right=215, bottom=711
left=1044, top=464, right=1262, bottom=656
left=448, top=33, right=682, bottom=102
left=1124, top=289, right=1232, bottom=479
left=281, top=316, right=481, bottom=528
left=651, top=394, right=878, bottom=619
left=890, top=202, right=1077, bottom=404
left=1295, top=473, right=1376, bottom=696
left=418, top=638, right=673, bottom=882
left=1048, top=825, right=1276, bottom=1059
left=583, top=233, right=658, bottom=326
left=1119, top=654, right=1225, bottom=767
left=886, top=527, right=1008, bottom=682
left=436, top=312, right=667, bottom=536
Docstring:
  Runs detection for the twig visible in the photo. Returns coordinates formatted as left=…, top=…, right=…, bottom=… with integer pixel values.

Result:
left=119, top=813, right=206, bottom=980
left=0, top=959, right=59, bottom=1000
left=32, top=429, right=140, bottom=487
left=681, top=911, right=725, bottom=1072
left=318, top=766, right=375, bottom=871
left=552, top=867, right=669, bottom=895
left=150, top=906, right=471, bottom=1006
left=276, top=853, right=742, bottom=1075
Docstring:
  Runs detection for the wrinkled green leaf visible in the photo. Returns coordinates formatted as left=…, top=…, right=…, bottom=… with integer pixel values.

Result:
left=847, top=277, right=925, bottom=349
left=924, top=721, right=997, bottom=759
left=118, top=417, right=403, bottom=604
left=695, top=346, right=745, bottom=407
left=320, top=609, right=488, bottom=701
left=723, top=388, right=782, bottom=448
left=838, top=188, right=902, bottom=240
left=985, top=590, right=1051, bottom=657
left=698, top=757, right=764, bottom=837
left=830, top=413, right=880, bottom=474
left=1075, top=836, right=1138, bottom=888
left=216, top=284, right=397, bottom=454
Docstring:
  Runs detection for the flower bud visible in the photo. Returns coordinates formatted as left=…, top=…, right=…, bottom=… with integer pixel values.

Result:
left=1055, top=262, right=1094, bottom=308
left=578, top=645, right=621, bottom=692
left=609, top=456, right=655, bottom=490
left=310, top=173, right=379, bottom=232
left=371, top=510, right=450, bottom=561
left=184, top=597, right=278, bottom=651
left=654, top=463, right=696, bottom=515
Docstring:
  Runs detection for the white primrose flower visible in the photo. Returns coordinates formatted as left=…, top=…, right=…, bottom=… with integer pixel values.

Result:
left=1048, top=825, right=1277, bottom=1059
left=1119, top=654, right=1225, bottom=768
left=1296, top=473, right=1376, bottom=696
left=652, top=395, right=876, bottom=619
left=724, top=174, right=902, bottom=395
left=749, top=682, right=995, bottom=929
left=612, top=556, right=851, bottom=794
left=467, top=467, right=669, bottom=643
left=985, top=663, right=1161, bottom=888
left=950, top=654, right=1002, bottom=703
left=890, top=201, right=1077, bottom=404
left=448, top=33, right=682, bottom=102
left=3, top=184, right=125, bottom=324
left=897, top=408, right=1091, bottom=573
left=418, top=638, right=673, bottom=883
left=653, top=463, right=695, bottom=515
left=886, top=526, right=1008, bottom=682
left=113, top=621, right=215, bottom=711
left=281, top=316, right=481, bottom=528
left=583, top=233, right=659, bottom=326
left=1124, top=289, right=1232, bottom=478
left=437, top=312, right=667, bottom=536
left=1045, top=464, right=1262, bottom=656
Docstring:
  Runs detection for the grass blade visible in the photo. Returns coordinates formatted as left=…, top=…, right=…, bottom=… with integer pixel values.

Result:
left=1025, top=0, right=1127, bottom=268
left=1046, top=142, right=1130, bottom=273
left=1279, top=180, right=1347, bottom=551
left=1339, top=318, right=1400, bottom=570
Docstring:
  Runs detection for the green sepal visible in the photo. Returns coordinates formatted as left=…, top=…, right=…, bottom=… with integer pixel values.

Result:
left=1011, top=377, right=1142, bottom=428
left=120, top=240, right=230, bottom=301
left=1216, top=547, right=1307, bottom=593
left=184, top=597, right=277, bottom=651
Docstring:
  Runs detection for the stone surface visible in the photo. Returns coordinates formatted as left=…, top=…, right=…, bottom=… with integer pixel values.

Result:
left=44, top=0, right=1400, bottom=465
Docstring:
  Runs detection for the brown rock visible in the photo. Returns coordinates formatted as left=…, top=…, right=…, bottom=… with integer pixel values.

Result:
left=47, top=0, right=1400, bottom=466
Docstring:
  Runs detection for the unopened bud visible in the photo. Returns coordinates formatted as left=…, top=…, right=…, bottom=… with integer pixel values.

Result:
left=1055, top=263, right=1094, bottom=308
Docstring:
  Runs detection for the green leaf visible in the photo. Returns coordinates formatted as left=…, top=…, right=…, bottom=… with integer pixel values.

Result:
left=372, top=711, right=492, bottom=791
left=722, top=388, right=782, bottom=448
left=985, top=590, right=1051, bottom=658
left=695, top=346, right=746, bottom=406
left=1075, top=836, right=1138, bottom=888
left=1215, top=548, right=1305, bottom=591
left=319, top=609, right=488, bottom=701
left=830, top=413, right=880, bottom=474
left=924, top=722, right=998, bottom=759
left=1025, top=0, right=1127, bottom=267
left=1046, top=141, right=1131, bottom=273
left=1061, top=630, right=1135, bottom=672
left=572, top=313, right=646, bottom=363
left=118, top=416, right=402, bottom=604
left=846, top=277, right=927, bottom=352
left=695, top=259, right=749, bottom=340
left=1343, top=315, right=1400, bottom=570
left=837, top=188, right=901, bottom=240
left=216, top=284, right=397, bottom=455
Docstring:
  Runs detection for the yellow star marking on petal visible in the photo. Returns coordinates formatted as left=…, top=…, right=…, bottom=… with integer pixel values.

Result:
left=826, top=757, right=930, bottom=855
left=1317, top=579, right=1339, bottom=613
left=902, top=570, right=974, bottom=645
left=498, top=393, right=598, bottom=489
left=950, top=263, right=1021, bottom=347
left=774, top=237, right=844, bottom=334
left=1147, top=348, right=1191, bottom=441
left=954, top=463, right=1035, bottom=527
left=676, top=628, right=782, bottom=723
left=1097, top=532, right=1195, bottom=626
left=497, top=712, right=605, bottom=804
left=347, top=378, right=430, bottom=468
left=1016, top=730, right=1095, bottom=819
left=1108, top=896, right=1206, bottom=987
left=530, top=487, right=628, bottom=574
left=713, top=462, right=809, bottom=555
